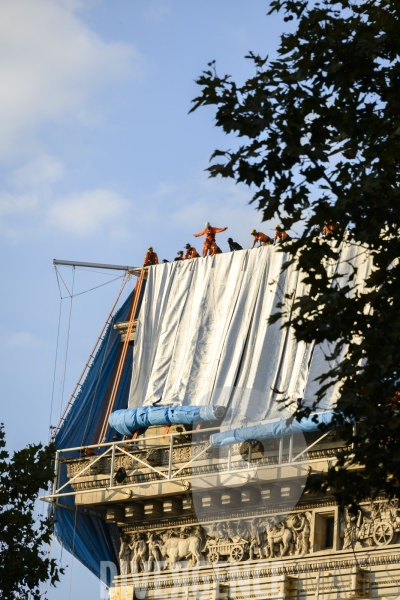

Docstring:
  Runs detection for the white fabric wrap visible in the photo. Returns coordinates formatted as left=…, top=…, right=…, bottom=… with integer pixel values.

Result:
left=303, top=241, right=373, bottom=410
left=128, top=243, right=374, bottom=427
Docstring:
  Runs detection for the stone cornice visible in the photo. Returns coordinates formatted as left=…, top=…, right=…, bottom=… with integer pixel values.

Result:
left=123, top=497, right=339, bottom=533
left=114, top=550, right=400, bottom=590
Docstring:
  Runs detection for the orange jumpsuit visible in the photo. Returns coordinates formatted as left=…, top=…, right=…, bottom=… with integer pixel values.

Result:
left=274, top=230, right=290, bottom=244
left=322, top=222, right=336, bottom=236
left=252, top=232, right=271, bottom=248
left=390, top=391, right=400, bottom=409
left=143, top=251, right=159, bottom=266
left=210, top=242, right=222, bottom=255
left=194, top=225, right=227, bottom=257
left=184, top=246, right=200, bottom=260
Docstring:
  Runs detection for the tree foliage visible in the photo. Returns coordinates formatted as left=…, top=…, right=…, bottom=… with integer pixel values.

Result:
left=191, top=0, right=400, bottom=505
left=0, top=425, right=63, bottom=599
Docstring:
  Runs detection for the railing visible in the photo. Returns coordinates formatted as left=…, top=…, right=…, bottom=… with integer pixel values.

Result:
left=40, top=427, right=333, bottom=504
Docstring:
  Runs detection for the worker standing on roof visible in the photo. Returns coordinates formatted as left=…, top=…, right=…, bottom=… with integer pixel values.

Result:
left=194, top=222, right=228, bottom=257
left=184, top=243, right=200, bottom=260
left=274, top=224, right=291, bottom=244
left=143, top=246, right=159, bottom=266
left=251, top=230, right=272, bottom=248
left=322, top=221, right=340, bottom=236
left=227, top=237, right=243, bottom=251
left=210, top=241, right=222, bottom=255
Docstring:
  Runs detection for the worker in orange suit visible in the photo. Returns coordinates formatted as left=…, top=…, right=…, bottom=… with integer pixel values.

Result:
left=322, top=221, right=338, bottom=236
left=184, top=243, right=200, bottom=260
left=390, top=390, right=400, bottom=410
left=193, top=222, right=228, bottom=257
left=143, top=246, right=159, bottom=266
left=273, top=224, right=291, bottom=244
left=250, top=229, right=272, bottom=248
left=210, top=241, right=222, bottom=255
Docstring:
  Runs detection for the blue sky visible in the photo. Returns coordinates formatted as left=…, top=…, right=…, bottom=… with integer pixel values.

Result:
left=0, top=1, right=290, bottom=597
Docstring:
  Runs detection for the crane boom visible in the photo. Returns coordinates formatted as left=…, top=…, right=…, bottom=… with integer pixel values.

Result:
left=53, top=259, right=141, bottom=273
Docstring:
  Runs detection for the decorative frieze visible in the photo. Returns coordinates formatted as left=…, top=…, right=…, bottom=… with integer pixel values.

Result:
left=340, top=498, right=400, bottom=549
left=118, top=513, right=314, bottom=574
left=119, top=497, right=400, bottom=564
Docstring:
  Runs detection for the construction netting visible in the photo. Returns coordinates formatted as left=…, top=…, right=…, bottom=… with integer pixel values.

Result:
left=53, top=289, right=140, bottom=582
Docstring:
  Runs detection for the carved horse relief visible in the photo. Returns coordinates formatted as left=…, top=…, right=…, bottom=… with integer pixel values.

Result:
left=265, top=518, right=293, bottom=558
left=159, top=533, right=203, bottom=568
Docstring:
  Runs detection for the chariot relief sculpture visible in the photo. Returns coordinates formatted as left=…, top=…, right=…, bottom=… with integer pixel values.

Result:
left=118, top=498, right=400, bottom=576
left=340, top=499, right=400, bottom=549
left=118, top=512, right=314, bottom=573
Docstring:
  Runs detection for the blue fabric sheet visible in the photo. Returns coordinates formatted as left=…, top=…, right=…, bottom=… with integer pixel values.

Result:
left=109, top=405, right=225, bottom=436
left=52, top=286, right=144, bottom=582
left=209, top=411, right=337, bottom=447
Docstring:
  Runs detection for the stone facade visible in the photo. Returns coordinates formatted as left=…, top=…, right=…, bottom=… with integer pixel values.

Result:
left=63, top=431, right=400, bottom=599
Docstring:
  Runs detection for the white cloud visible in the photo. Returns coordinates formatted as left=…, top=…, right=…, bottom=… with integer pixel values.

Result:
left=0, top=191, right=38, bottom=218
left=47, top=189, right=130, bottom=236
left=0, top=0, right=138, bottom=156
left=0, top=156, right=133, bottom=240
left=4, top=332, right=43, bottom=349
left=142, top=0, right=171, bottom=22
left=0, top=155, right=64, bottom=237
left=8, top=155, right=65, bottom=190
left=0, top=157, right=268, bottom=245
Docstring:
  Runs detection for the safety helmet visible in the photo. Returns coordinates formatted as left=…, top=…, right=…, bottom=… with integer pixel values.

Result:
left=275, top=224, right=283, bottom=230
left=148, top=246, right=153, bottom=251
left=250, top=229, right=257, bottom=235
left=205, top=221, right=211, bottom=227
left=185, top=243, right=191, bottom=249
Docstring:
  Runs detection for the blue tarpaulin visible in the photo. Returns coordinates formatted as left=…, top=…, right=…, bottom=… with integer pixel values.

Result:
left=209, top=411, right=337, bottom=447
left=53, top=287, right=143, bottom=582
left=109, top=405, right=226, bottom=436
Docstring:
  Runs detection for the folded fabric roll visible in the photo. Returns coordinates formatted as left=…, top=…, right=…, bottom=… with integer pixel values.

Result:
left=109, top=405, right=226, bottom=437
left=209, top=411, right=339, bottom=448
